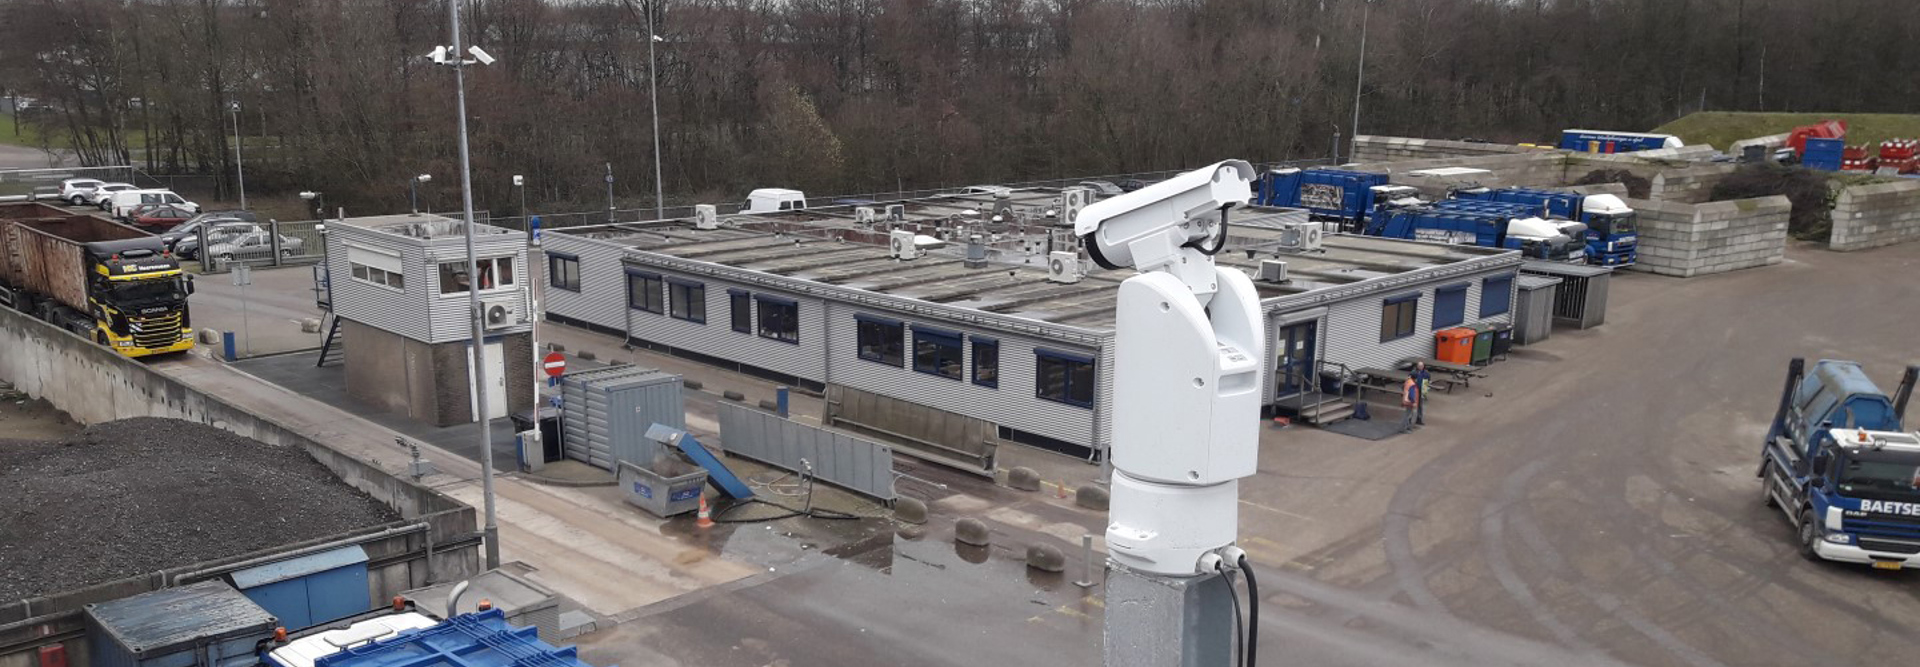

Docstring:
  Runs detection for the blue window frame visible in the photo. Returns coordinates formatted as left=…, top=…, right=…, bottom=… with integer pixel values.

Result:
left=1432, top=283, right=1468, bottom=329
left=1480, top=274, right=1515, bottom=317
left=756, top=295, right=799, bottom=344
left=547, top=252, right=580, bottom=292
left=625, top=269, right=662, bottom=313
left=972, top=337, right=999, bottom=388
left=667, top=278, right=705, bottom=323
left=913, top=326, right=964, bottom=380
left=855, top=314, right=904, bottom=366
left=1380, top=293, right=1419, bottom=342
left=1036, top=349, right=1095, bottom=408
left=729, top=289, right=752, bottom=333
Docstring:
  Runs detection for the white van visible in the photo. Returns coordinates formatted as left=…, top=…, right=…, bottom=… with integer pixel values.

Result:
left=743, top=188, right=807, bottom=213
left=108, top=189, right=199, bottom=220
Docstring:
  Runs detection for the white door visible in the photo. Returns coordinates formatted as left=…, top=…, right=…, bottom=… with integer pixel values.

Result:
left=471, top=341, right=509, bottom=421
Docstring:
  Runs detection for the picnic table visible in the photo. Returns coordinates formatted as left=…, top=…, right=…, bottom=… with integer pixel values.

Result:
left=1354, top=367, right=1413, bottom=402
left=1398, top=358, right=1482, bottom=392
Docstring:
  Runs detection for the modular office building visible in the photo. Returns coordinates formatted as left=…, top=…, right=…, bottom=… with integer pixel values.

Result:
left=541, top=189, right=1521, bottom=464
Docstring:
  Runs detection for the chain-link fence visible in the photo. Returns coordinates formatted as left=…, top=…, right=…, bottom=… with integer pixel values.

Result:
left=0, top=166, right=138, bottom=202
left=197, top=218, right=325, bottom=273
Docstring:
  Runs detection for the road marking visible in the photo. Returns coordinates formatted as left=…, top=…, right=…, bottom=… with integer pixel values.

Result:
left=1239, top=498, right=1318, bottom=522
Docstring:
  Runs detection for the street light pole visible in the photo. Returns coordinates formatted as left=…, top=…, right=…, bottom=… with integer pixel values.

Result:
left=646, top=4, right=665, bottom=220
left=1350, top=0, right=1371, bottom=160
left=230, top=101, right=246, bottom=210
left=446, top=0, right=501, bottom=571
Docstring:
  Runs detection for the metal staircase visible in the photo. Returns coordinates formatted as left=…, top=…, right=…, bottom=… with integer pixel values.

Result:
left=316, top=313, right=344, bottom=367
left=1275, top=361, right=1360, bottom=426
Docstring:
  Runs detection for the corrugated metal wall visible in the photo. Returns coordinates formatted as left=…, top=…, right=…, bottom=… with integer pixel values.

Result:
left=328, top=226, right=433, bottom=342
left=822, top=300, right=1099, bottom=448
left=540, top=233, right=628, bottom=331
left=424, top=235, right=530, bottom=343
left=625, top=268, right=829, bottom=382
left=1316, top=267, right=1517, bottom=373
left=718, top=402, right=896, bottom=501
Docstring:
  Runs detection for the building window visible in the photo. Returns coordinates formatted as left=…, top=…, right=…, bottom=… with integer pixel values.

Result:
left=668, top=279, right=706, bottom=323
left=626, top=270, right=663, bottom=313
left=1380, top=294, right=1419, bottom=342
left=729, top=289, right=752, bottom=333
left=756, top=295, right=799, bottom=344
left=972, top=337, right=999, bottom=388
left=439, top=257, right=514, bottom=294
left=913, top=326, right=964, bottom=380
left=1036, top=349, right=1095, bottom=408
left=1481, top=274, right=1515, bottom=317
left=856, top=315, right=904, bottom=366
left=1432, top=283, right=1468, bottom=329
left=548, top=253, right=580, bottom=292
left=349, top=263, right=405, bottom=290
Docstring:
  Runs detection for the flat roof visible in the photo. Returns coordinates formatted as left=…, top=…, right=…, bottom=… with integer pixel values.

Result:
left=337, top=213, right=519, bottom=241
left=557, top=190, right=1512, bottom=332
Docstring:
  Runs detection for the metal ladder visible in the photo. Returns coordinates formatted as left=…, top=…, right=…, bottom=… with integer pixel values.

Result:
left=315, top=313, right=343, bottom=367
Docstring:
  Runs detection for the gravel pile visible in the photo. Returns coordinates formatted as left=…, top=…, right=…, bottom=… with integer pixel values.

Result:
left=0, top=417, right=401, bottom=601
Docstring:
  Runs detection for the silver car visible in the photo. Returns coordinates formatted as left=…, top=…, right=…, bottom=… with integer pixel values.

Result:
left=206, top=231, right=303, bottom=261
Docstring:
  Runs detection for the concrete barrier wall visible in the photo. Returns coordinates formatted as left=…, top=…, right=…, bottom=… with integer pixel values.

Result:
left=1627, top=196, right=1789, bottom=277
left=1351, top=135, right=1535, bottom=162
left=0, top=307, right=482, bottom=667
left=1830, top=180, right=1920, bottom=252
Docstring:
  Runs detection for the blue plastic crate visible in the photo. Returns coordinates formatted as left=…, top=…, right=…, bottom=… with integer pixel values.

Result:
left=312, top=610, right=602, bottom=667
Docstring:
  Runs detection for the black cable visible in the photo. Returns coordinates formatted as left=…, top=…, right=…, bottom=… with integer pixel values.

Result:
left=1191, top=208, right=1231, bottom=256
left=1239, top=553, right=1260, bottom=666
left=1224, top=568, right=1245, bottom=667
left=711, top=497, right=861, bottom=524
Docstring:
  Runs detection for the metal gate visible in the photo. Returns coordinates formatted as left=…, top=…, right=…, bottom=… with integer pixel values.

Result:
left=1521, top=261, right=1610, bottom=329
left=717, top=402, right=896, bottom=501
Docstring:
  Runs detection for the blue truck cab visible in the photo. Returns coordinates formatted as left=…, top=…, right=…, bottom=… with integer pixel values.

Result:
left=1761, top=359, right=1920, bottom=569
left=1452, top=187, right=1638, bottom=266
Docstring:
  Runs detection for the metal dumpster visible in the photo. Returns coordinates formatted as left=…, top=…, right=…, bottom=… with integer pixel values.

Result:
left=86, top=581, right=278, bottom=667
left=618, top=459, right=709, bottom=518
left=1521, top=261, right=1610, bottom=329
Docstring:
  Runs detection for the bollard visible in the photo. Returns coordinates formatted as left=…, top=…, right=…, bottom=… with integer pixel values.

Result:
left=1026, top=544, right=1066, bottom=573
left=894, top=497, right=928, bottom=524
left=1075, top=534, right=1097, bottom=587
left=682, top=379, right=704, bottom=391
left=1074, top=484, right=1111, bottom=511
left=723, top=390, right=745, bottom=402
left=222, top=331, right=237, bottom=362
left=955, top=518, right=991, bottom=547
left=776, top=385, right=790, bottom=418
left=1007, top=466, right=1041, bottom=491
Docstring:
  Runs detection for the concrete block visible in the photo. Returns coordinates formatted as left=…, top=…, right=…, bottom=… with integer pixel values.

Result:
left=895, top=497, right=928, bottom=524
left=197, top=329, right=221, bottom=345
left=1007, top=466, right=1042, bottom=492
left=722, top=390, right=745, bottom=401
left=682, top=379, right=703, bottom=390
left=1076, top=484, right=1111, bottom=511
left=1026, top=544, right=1067, bottom=572
left=955, top=517, right=991, bottom=546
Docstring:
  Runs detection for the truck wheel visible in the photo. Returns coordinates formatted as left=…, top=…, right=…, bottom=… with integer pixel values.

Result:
left=95, top=331, right=108, bottom=346
left=1798, top=509, right=1821, bottom=562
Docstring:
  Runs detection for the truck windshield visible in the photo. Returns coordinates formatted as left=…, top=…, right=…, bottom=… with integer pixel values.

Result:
left=1593, top=213, right=1637, bottom=237
left=1839, top=456, right=1920, bottom=504
left=112, top=278, right=186, bottom=306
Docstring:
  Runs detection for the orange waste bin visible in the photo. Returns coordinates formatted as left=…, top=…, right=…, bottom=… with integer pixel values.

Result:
left=1434, top=328, right=1475, bottom=365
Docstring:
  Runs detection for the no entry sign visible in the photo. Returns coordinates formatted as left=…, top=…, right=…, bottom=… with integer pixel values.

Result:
left=543, top=352, right=567, bottom=378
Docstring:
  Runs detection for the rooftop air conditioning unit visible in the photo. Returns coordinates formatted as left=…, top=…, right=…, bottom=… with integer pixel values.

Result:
left=1047, top=251, right=1083, bottom=284
left=1059, top=187, right=1090, bottom=227
left=855, top=206, right=877, bottom=225
left=1278, top=220, right=1324, bottom=252
left=1258, top=259, right=1288, bottom=283
left=890, top=229, right=921, bottom=260
left=886, top=204, right=906, bottom=222
left=694, top=204, right=719, bottom=230
left=483, top=302, right=517, bottom=330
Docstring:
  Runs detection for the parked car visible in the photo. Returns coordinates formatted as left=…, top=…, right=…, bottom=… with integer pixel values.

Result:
left=1077, top=180, right=1124, bottom=197
left=130, top=205, right=197, bottom=230
left=206, top=231, right=302, bottom=261
left=1116, top=178, right=1148, bottom=193
left=28, top=185, right=61, bottom=202
left=107, top=189, right=198, bottom=220
left=86, top=182, right=137, bottom=208
left=59, top=178, right=105, bottom=205
left=156, top=213, right=254, bottom=251
left=174, top=222, right=261, bottom=260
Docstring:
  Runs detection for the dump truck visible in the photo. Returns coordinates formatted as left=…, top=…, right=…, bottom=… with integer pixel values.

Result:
left=0, top=202, right=195, bottom=357
left=1760, top=358, right=1920, bottom=569
left=1363, top=203, right=1585, bottom=261
left=1557, top=129, right=1683, bottom=153
left=1451, top=187, right=1639, bottom=267
left=1254, top=167, right=1419, bottom=231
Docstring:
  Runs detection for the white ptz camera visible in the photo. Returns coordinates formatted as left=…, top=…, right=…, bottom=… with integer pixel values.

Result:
left=467, top=46, right=495, bottom=65
left=426, top=45, right=450, bottom=64
left=512, top=175, right=524, bottom=187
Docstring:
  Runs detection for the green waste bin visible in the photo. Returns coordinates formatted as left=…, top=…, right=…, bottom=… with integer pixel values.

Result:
left=1468, top=323, right=1496, bottom=366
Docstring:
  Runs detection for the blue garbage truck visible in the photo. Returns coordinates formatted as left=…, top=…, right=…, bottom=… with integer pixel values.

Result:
left=1364, top=204, right=1585, bottom=261
left=1760, top=359, right=1920, bottom=569
left=1255, top=168, right=1418, bottom=231
left=1451, top=187, right=1639, bottom=267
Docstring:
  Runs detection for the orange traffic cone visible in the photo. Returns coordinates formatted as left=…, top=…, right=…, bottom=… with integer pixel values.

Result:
left=696, top=494, right=715, bottom=529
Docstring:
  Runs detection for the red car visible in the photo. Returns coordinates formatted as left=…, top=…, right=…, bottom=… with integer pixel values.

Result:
left=131, top=205, right=197, bottom=229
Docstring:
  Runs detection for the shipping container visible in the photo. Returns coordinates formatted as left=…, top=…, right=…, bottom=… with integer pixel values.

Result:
left=84, top=581, right=278, bottom=667
left=559, top=364, right=685, bottom=470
